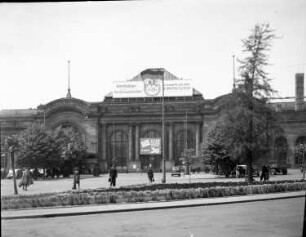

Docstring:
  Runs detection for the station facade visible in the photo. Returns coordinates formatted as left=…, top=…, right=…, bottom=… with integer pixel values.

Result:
left=0, top=69, right=305, bottom=173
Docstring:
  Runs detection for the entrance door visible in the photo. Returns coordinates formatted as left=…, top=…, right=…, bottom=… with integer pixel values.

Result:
left=140, top=155, right=161, bottom=172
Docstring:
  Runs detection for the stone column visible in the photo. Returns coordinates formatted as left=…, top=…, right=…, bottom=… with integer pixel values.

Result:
left=101, top=123, right=107, bottom=171
left=196, top=123, right=200, bottom=157
left=128, top=124, right=133, bottom=161
left=135, top=124, right=139, bottom=162
left=295, top=73, right=304, bottom=111
left=169, top=123, right=173, bottom=162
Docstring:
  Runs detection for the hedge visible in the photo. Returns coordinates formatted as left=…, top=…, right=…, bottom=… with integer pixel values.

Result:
left=1, top=180, right=305, bottom=210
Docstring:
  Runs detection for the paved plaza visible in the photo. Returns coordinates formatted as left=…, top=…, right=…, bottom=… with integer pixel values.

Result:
left=1, top=169, right=303, bottom=196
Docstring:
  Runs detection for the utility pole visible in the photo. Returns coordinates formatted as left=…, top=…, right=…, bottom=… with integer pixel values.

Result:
left=161, top=72, right=166, bottom=183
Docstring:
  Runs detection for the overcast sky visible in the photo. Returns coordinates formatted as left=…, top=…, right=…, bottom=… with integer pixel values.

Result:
left=0, top=0, right=305, bottom=110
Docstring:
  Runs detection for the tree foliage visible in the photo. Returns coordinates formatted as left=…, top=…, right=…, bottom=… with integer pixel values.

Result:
left=16, top=124, right=87, bottom=171
left=5, top=135, right=20, bottom=152
left=296, top=143, right=306, bottom=163
left=200, top=123, right=236, bottom=176
left=235, top=23, right=277, bottom=182
left=17, top=124, right=62, bottom=169
left=237, top=23, right=277, bottom=99
left=57, top=126, right=86, bottom=165
left=201, top=23, right=282, bottom=181
left=179, top=148, right=199, bottom=175
left=179, top=148, right=197, bottom=167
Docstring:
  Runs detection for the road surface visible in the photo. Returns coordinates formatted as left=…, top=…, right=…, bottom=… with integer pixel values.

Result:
left=2, top=197, right=304, bottom=237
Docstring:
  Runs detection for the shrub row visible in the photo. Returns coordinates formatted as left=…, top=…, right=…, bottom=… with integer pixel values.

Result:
left=1, top=181, right=305, bottom=210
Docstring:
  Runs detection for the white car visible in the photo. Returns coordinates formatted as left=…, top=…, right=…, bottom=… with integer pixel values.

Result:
left=6, top=169, right=23, bottom=179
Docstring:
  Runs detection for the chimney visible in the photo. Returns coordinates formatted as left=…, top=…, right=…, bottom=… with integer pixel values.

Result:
left=295, top=73, right=304, bottom=111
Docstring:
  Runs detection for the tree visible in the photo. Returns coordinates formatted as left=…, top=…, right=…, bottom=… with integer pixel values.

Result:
left=56, top=126, right=86, bottom=177
left=180, top=148, right=198, bottom=182
left=235, top=23, right=277, bottom=183
left=17, top=124, right=62, bottom=171
left=201, top=123, right=237, bottom=177
left=296, top=143, right=306, bottom=180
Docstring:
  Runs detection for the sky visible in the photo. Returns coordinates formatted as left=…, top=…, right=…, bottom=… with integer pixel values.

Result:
left=0, top=0, right=305, bottom=110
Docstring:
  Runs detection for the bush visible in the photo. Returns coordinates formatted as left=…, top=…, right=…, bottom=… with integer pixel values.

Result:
left=2, top=180, right=305, bottom=210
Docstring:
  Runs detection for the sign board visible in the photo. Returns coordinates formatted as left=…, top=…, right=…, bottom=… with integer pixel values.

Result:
left=112, top=79, right=192, bottom=98
left=140, top=138, right=161, bottom=155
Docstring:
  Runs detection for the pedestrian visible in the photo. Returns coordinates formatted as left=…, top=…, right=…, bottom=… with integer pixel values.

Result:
left=109, top=165, right=117, bottom=187
left=238, top=165, right=244, bottom=178
left=18, top=167, right=33, bottom=191
left=72, top=167, right=80, bottom=189
left=260, top=164, right=268, bottom=182
left=147, top=168, right=154, bottom=183
left=235, top=165, right=240, bottom=178
left=266, top=165, right=270, bottom=181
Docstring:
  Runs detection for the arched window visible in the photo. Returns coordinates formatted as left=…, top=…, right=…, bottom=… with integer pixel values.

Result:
left=140, top=130, right=162, bottom=171
left=174, top=129, right=195, bottom=166
left=109, top=130, right=128, bottom=168
left=56, top=124, right=85, bottom=142
left=274, top=137, right=287, bottom=164
left=295, top=136, right=306, bottom=165
left=144, top=130, right=160, bottom=138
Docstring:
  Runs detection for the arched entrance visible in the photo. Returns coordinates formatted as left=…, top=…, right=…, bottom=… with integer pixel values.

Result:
left=109, top=130, right=128, bottom=171
left=274, top=137, right=287, bottom=164
left=295, top=136, right=306, bottom=165
left=54, top=123, right=86, bottom=176
left=140, top=130, right=161, bottom=171
left=174, top=129, right=195, bottom=166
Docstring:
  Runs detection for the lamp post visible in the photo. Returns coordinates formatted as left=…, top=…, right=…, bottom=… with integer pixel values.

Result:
left=140, top=68, right=166, bottom=183
left=9, top=145, right=18, bottom=195
left=161, top=72, right=166, bottom=183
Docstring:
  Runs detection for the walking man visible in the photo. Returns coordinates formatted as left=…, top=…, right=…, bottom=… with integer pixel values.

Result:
left=72, top=167, right=80, bottom=189
left=147, top=168, right=154, bottom=183
left=109, top=166, right=117, bottom=187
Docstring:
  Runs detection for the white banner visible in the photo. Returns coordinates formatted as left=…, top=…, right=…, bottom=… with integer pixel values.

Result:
left=112, top=79, right=192, bottom=98
left=140, top=138, right=161, bottom=155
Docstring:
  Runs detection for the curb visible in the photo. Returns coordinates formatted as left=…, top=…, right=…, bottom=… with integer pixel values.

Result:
left=2, top=191, right=305, bottom=220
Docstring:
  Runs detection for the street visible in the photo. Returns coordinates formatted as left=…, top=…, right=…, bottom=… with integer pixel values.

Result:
left=2, top=197, right=304, bottom=237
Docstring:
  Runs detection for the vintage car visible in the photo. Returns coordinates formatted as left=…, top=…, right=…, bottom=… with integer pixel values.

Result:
left=171, top=166, right=183, bottom=177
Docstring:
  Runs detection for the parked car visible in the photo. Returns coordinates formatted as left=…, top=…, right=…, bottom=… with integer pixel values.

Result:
left=30, top=168, right=45, bottom=179
left=269, top=164, right=288, bottom=175
left=171, top=166, right=183, bottom=177
left=6, top=169, right=23, bottom=179
left=233, top=165, right=260, bottom=178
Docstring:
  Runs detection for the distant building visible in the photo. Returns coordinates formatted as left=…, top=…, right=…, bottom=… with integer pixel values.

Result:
left=0, top=69, right=305, bottom=173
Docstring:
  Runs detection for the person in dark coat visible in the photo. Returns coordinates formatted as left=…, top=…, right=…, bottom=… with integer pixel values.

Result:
left=147, top=168, right=154, bottom=183
left=73, top=168, right=80, bottom=189
left=19, top=168, right=33, bottom=191
left=260, top=165, right=268, bottom=182
left=109, top=166, right=117, bottom=187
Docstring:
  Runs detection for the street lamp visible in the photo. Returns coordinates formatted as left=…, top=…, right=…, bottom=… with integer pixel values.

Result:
left=161, top=71, right=166, bottom=183
left=140, top=68, right=166, bottom=183
left=8, top=144, right=18, bottom=195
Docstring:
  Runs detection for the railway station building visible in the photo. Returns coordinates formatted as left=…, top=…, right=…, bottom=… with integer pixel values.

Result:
left=0, top=68, right=305, bottom=173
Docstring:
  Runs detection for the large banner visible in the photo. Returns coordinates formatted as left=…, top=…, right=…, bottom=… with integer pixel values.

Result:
left=112, top=79, right=192, bottom=98
left=140, top=138, right=161, bottom=155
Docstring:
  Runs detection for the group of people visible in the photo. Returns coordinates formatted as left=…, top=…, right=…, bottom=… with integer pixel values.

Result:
left=235, top=166, right=246, bottom=178
left=16, top=165, right=156, bottom=192
left=107, top=166, right=155, bottom=188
